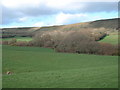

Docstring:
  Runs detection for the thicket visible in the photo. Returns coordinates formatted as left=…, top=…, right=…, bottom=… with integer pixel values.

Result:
left=32, top=30, right=118, bottom=56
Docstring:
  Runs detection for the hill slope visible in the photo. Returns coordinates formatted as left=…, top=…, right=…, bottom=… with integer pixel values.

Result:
left=1, top=18, right=119, bottom=38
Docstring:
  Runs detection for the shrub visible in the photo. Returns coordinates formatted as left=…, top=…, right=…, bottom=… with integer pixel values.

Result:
left=94, top=32, right=107, bottom=41
left=27, top=41, right=34, bottom=46
left=99, top=43, right=118, bottom=55
left=15, top=41, right=28, bottom=46
left=55, top=31, right=100, bottom=54
left=2, top=41, right=9, bottom=45
left=33, top=32, right=55, bottom=48
left=8, top=38, right=17, bottom=45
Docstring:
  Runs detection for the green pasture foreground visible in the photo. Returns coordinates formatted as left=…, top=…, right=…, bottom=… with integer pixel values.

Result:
left=99, top=34, right=118, bottom=45
left=1, top=37, right=32, bottom=42
left=2, top=45, right=118, bottom=88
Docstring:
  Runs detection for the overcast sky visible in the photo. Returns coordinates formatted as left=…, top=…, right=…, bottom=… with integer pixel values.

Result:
left=1, top=0, right=119, bottom=28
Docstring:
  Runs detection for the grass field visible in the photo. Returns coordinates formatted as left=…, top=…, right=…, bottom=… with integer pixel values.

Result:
left=2, top=45, right=118, bottom=88
left=1, top=37, right=32, bottom=42
left=99, top=34, right=118, bottom=45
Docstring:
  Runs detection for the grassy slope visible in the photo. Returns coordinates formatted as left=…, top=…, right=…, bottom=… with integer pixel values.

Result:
left=1, top=37, right=32, bottom=42
left=3, top=45, right=118, bottom=88
left=99, top=34, right=118, bottom=45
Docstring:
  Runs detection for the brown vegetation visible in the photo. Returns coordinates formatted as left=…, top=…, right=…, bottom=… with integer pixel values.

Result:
left=8, top=38, right=17, bottom=45
left=31, top=30, right=118, bottom=56
left=98, top=43, right=118, bottom=55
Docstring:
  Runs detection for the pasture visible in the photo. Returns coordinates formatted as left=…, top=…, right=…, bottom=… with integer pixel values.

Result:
left=99, top=34, right=118, bottom=45
left=2, top=45, right=118, bottom=88
left=1, top=37, right=32, bottom=42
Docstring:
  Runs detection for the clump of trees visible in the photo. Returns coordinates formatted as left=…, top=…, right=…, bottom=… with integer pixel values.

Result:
left=88, top=28, right=108, bottom=41
left=33, top=32, right=54, bottom=47
left=93, top=32, right=107, bottom=41
left=31, top=30, right=119, bottom=56
left=55, top=31, right=99, bottom=54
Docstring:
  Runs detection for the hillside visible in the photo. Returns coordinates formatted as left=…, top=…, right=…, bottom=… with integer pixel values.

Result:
left=1, top=18, right=119, bottom=38
left=89, top=18, right=118, bottom=29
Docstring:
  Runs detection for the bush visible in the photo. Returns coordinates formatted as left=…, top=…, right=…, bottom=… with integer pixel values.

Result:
left=94, top=33, right=107, bottom=41
left=27, top=41, right=34, bottom=46
left=55, top=31, right=100, bottom=54
left=8, top=38, right=17, bottom=45
left=2, top=41, right=9, bottom=45
left=99, top=43, right=118, bottom=55
left=33, top=32, right=54, bottom=48
left=15, top=41, right=28, bottom=46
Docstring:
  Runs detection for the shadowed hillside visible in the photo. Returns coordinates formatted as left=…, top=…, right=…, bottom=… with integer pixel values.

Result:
left=89, top=18, right=118, bottom=29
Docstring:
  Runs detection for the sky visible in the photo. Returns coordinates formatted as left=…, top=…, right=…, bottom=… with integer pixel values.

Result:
left=0, top=0, right=119, bottom=28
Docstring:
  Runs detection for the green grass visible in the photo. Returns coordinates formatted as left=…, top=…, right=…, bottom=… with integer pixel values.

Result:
left=2, top=45, right=118, bottom=88
left=1, top=37, right=32, bottom=42
left=0, top=45, right=1, bottom=89
left=99, top=34, right=118, bottom=45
